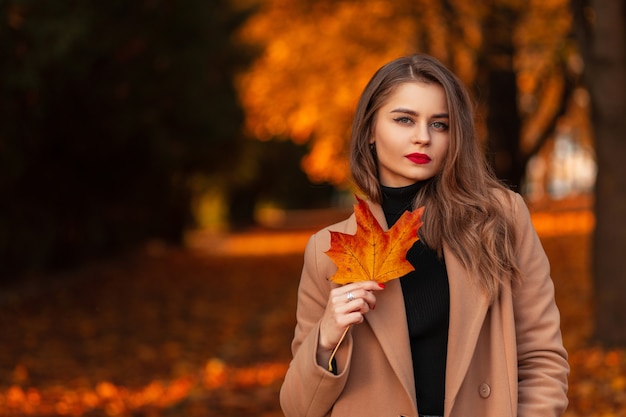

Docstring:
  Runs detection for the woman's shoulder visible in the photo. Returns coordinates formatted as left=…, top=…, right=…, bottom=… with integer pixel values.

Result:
left=300, top=211, right=359, bottom=279
left=486, top=187, right=535, bottom=236
left=489, top=186, right=524, bottom=210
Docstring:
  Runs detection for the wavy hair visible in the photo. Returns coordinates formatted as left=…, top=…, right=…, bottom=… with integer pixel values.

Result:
left=350, top=54, right=520, bottom=300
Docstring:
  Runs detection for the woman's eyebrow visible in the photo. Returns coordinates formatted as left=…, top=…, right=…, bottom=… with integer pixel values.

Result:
left=390, top=108, right=417, bottom=115
left=390, top=108, right=449, bottom=118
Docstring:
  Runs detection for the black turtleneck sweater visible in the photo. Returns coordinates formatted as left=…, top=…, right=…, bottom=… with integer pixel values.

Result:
left=381, top=182, right=449, bottom=417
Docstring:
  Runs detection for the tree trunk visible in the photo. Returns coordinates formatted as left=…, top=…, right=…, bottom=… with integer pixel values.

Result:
left=572, top=0, right=626, bottom=346
left=480, top=4, right=525, bottom=189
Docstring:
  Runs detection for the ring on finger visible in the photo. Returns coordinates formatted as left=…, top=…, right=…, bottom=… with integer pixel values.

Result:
left=346, top=292, right=355, bottom=302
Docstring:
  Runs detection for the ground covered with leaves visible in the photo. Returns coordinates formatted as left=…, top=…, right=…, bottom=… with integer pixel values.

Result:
left=0, top=209, right=624, bottom=416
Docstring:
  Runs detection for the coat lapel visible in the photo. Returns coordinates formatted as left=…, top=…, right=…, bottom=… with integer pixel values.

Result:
left=443, top=244, right=490, bottom=412
left=365, top=279, right=416, bottom=409
left=363, top=202, right=417, bottom=409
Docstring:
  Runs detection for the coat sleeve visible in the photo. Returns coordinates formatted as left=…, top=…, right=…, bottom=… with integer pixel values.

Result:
left=279, top=233, right=354, bottom=417
left=511, top=192, right=570, bottom=417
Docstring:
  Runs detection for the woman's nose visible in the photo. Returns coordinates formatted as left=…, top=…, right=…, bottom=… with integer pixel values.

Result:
left=412, top=124, right=431, bottom=144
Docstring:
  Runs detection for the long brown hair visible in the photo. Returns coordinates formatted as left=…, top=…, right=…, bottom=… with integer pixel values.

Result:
left=350, top=54, right=520, bottom=300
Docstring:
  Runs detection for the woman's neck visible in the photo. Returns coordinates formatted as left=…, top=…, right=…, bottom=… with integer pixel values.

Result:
left=381, top=182, right=423, bottom=227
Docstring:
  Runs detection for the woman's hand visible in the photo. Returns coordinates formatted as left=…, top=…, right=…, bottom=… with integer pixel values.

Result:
left=317, top=281, right=385, bottom=367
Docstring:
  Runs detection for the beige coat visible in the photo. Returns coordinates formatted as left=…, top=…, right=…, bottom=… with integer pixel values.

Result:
left=280, top=191, right=569, bottom=417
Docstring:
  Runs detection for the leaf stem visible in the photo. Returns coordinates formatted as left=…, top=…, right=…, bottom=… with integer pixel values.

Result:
left=327, top=325, right=351, bottom=373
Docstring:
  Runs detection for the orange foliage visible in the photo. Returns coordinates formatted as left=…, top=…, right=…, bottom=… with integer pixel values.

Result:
left=236, top=1, right=418, bottom=184
left=565, top=348, right=626, bottom=417
left=0, top=361, right=288, bottom=416
left=325, top=196, right=423, bottom=285
left=1, top=208, right=625, bottom=416
left=237, top=0, right=576, bottom=186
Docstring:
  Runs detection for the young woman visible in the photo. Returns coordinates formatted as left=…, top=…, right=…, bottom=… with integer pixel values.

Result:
left=280, top=54, right=569, bottom=417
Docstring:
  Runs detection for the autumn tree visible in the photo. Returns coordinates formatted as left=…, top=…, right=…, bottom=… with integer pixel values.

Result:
left=237, top=0, right=574, bottom=190
left=401, top=0, right=575, bottom=189
left=572, top=0, right=626, bottom=346
left=237, top=1, right=419, bottom=186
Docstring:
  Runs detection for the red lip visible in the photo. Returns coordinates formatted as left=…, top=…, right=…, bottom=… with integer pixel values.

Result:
left=405, top=153, right=431, bottom=164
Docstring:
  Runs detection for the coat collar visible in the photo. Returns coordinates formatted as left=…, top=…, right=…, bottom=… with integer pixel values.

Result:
left=362, top=200, right=490, bottom=413
left=442, top=242, right=490, bottom=413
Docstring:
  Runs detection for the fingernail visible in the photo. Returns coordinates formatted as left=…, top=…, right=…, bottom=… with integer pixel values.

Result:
left=378, top=283, right=385, bottom=289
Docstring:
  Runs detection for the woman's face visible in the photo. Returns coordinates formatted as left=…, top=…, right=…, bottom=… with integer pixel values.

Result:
left=371, top=81, right=450, bottom=187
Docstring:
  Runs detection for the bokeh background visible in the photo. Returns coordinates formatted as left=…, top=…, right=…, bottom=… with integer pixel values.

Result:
left=0, top=0, right=625, bottom=416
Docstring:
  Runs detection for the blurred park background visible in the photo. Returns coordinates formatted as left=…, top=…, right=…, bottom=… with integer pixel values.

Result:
left=0, top=0, right=625, bottom=416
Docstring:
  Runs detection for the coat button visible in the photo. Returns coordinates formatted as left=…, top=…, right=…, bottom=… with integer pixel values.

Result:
left=479, top=383, right=491, bottom=398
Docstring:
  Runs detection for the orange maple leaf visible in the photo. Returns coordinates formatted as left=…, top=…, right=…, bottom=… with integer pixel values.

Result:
left=325, top=195, right=424, bottom=285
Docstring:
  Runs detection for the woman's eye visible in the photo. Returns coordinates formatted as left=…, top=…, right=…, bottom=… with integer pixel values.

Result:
left=394, top=116, right=413, bottom=125
left=431, top=121, right=449, bottom=130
